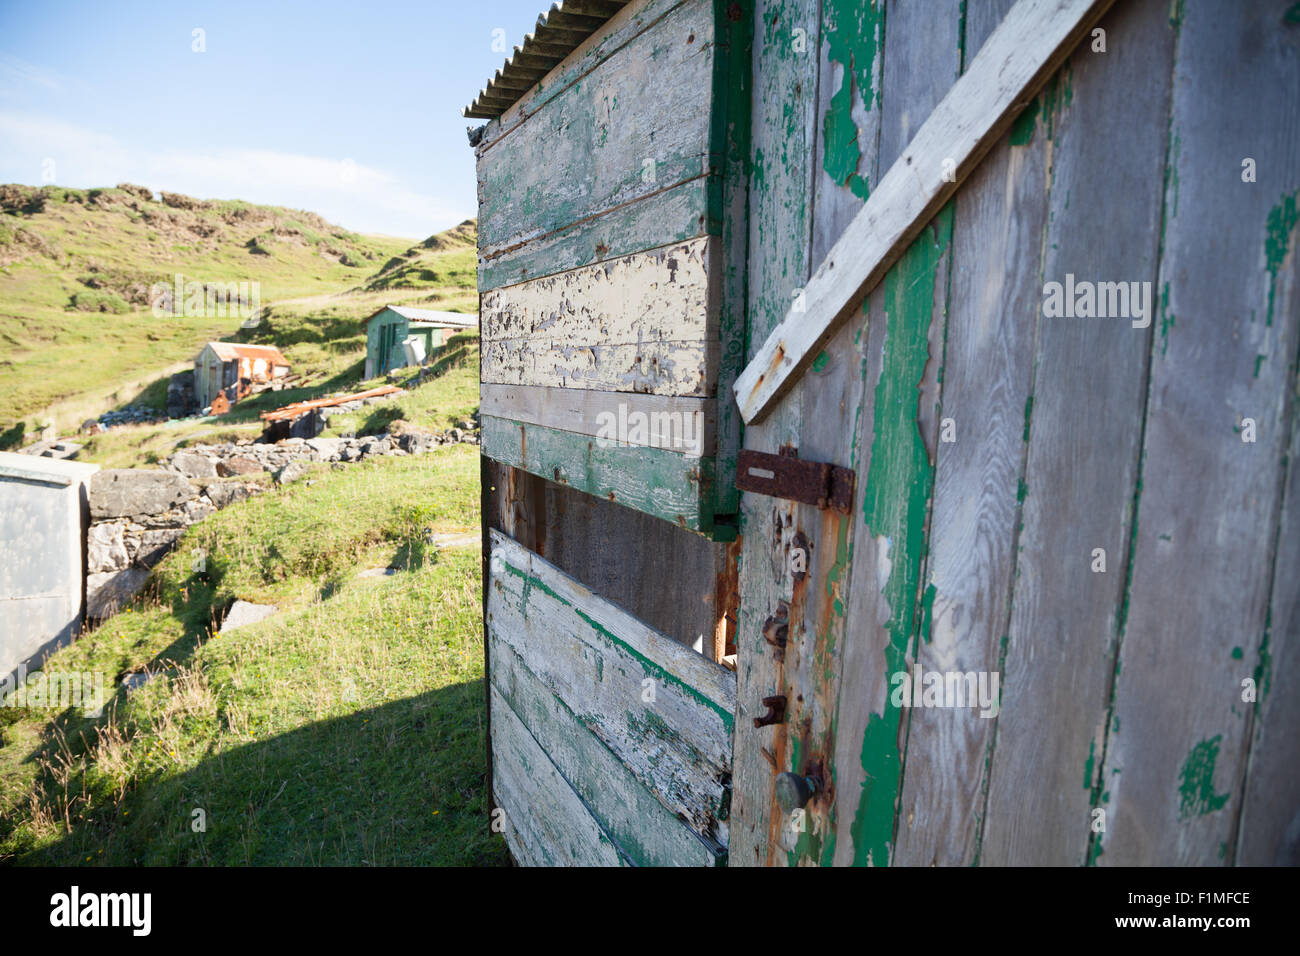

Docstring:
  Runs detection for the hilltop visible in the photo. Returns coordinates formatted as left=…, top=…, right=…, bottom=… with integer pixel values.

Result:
left=0, top=183, right=477, bottom=441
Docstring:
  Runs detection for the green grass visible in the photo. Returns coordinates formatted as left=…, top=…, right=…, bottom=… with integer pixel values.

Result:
left=0, top=444, right=507, bottom=866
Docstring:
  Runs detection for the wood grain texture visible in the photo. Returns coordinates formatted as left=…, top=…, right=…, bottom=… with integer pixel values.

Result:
left=491, top=647, right=725, bottom=865
left=488, top=529, right=737, bottom=840
left=537, top=477, right=731, bottom=655
left=829, top=0, right=962, bottom=868
left=1097, top=0, right=1300, bottom=866
left=979, top=0, right=1175, bottom=866
left=733, top=0, right=1117, bottom=424
left=491, top=684, right=631, bottom=866
left=481, top=383, right=716, bottom=455
left=481, top=414, right=716, bottom=533
left=476, top=0, right=715, bottom=288
left=893, top=0, right=1055, bottom=867
left=482, top=337, right=718, bottom=396
left=728, top=0, right=821, bottom=867
left=481, top=237, right=718, bottom=346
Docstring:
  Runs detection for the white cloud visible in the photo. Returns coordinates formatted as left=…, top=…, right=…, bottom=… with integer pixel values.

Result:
left=0, top=111, right=468, bottom=237
left=0, top=56, right=65, bottom=97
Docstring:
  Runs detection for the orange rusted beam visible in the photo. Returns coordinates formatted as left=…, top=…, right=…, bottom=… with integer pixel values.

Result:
left=260, top=385, right=402, bottom=422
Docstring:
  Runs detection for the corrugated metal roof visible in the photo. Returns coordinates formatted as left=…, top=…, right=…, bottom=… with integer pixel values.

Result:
left=203, top=342, right=290, bottom=365
left=369, top=305, right=479, bottom=327
left=463, top=1, right=631, bottom=120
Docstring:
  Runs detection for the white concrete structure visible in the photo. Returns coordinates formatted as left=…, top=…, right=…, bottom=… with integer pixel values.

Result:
left=0, top=452, right=99, bottom=684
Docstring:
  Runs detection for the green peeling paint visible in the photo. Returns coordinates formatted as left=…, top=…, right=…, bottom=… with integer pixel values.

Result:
left=1177, top=736, right=1231, bottom=819
left=821, top=0, right=883, bottom=200
left=849, top=203, right=954, bottom=867
left=1083, top=738, right=1096, bottom=791
left=1264, top=191, right=1298, bottom=328
left=811, top=350, right=830, bottom=373
left=1287, top=3, right=1300, bottom=24
left=1231, top=646, right=1243, bottom=660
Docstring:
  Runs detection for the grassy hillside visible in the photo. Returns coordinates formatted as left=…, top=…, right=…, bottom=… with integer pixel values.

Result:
left=0, top=183, right=477, bottom=439
left=0, top=431, right=506, bottom=865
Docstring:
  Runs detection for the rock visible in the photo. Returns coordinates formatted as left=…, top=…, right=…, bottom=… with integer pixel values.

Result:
left=220, top=600, right=277, bottom=633
left=180, top=498, right=216, bottom=524
left=205, top=481, right=259, bottom=509
left=217, top=455, right=263, bottom=477
left=135, top=528, right=184, bottom=568
left=448, top=428, right=464, bottom=442
left=87, top=568, right=150, bottom=618
left=305, top=437, right=344, bottom=460
left=275, top=459, right=310, bottom=485
left=339, top=444, right=362, bottom=462
left=87, top=521, right=130, bottom=573
left=90, top=469, right=197, bottom=519
left=170, top=450, right=217, bottom=479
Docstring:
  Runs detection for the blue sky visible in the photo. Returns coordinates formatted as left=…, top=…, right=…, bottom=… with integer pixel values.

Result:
left=0, top=0, right=547, bottom=238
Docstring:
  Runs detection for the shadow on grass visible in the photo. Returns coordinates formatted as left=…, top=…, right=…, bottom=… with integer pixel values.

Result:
left=9, top=679, right=507, bottom=866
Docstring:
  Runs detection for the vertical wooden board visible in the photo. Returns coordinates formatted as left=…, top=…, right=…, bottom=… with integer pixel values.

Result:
left=728, top=0, right=821, bottom=866
left=1238, top=328, right=1300, bottom=864
left=827, top=0, right=963, bottom=868
left=475, top=0, right=715, bottom=273
left=490, top=644, right=725, bottom=865
left=480, top=415, right=714, bottom=533
left=488, top=529, right=737, bottom=839
left=490, top=685, right=631, bottom=866
left=893, top=0, right=1056, bottom=867
left=1098, top=0, right=1300, bottom=866
left=979, top=0, right=1175, bottom=866
left=710, top=0, right=754, bottom=517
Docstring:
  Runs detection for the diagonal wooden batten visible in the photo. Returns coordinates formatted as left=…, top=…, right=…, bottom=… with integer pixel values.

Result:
left=732, top=0, right=1116, bottom=425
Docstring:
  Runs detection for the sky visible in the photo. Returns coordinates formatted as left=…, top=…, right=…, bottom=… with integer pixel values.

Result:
left=0, top=0, right=548, bottom=239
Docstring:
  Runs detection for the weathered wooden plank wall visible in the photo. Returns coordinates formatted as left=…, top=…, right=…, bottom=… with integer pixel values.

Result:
left=731, top=0, right=1299, bottom=866
left=1096, top=0, right=1300, bottom=866
left=486, top=530, right=733, bottom=864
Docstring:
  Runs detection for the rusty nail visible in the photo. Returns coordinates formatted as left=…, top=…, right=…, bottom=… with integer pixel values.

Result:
left=753, top=694, right=787, bottom=728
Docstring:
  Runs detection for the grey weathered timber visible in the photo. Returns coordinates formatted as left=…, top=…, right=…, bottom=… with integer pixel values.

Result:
left=476, top=0, right=715, bottom=289
left=490, top=684, right=631, bottom=866
left=733, top=0, right=1117, bottom=424
left=979, top=0, right=1175, bottom=866
left=480, top=384, right=716, bottom=455
left=828, top=0, right=962, bottom=868
left=491, top=641, right=725, bottom=865
left=1097, top=0, right=1300, bottom=866
left=480, top=414, right=717, bottom=533
left=894, top=0, right=1054, bottom=866
left=487, top=529, right=736, bottom=841
left=729, top=0, right=821, bottom=867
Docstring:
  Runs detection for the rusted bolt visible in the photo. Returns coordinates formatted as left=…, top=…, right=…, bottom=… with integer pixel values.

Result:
left=762, top=603, right=790, bottom=661
left=775, top=772, right=822, bottom=812
left=753, top=694, right=787, bottom=728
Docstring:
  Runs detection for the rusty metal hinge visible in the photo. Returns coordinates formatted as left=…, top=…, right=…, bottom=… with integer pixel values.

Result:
left=735, top=448, right=856, bottom=514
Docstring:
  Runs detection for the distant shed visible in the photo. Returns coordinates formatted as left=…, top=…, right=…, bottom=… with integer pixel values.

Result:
left=364, top=306, right=479, bottom=378
left=194, top=342, right=290, bottom=410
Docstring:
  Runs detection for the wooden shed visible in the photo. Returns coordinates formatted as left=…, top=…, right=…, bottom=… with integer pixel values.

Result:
left=468, top=0, right=1300, bottom=867
left=194, top=342, right=290, bottom=411
left=364, top=305, right=479, bottom=378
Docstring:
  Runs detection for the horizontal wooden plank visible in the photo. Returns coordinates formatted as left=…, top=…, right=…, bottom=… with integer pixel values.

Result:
left=491, top=643, right=725, bottom=865
left=482, top=236, right=718, bottom=345
left=488, top=528, right=736, bottom=838
left=478, top=178, right=710, bottom=292
left=475, top=0, right=690, bottom=154
left=480, top=383, right=716, bottom=456
left=482, top=337, right=717, bottom=396
left=476, top=0, right=715, bottom=274
left=490, top=684, right=631, bottom=866
left=481, top=414, right=715, bottom=532
left=732, top=0, right=1116, bottom=424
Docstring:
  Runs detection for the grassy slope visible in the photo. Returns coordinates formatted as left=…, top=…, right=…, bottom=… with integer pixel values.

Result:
left=0, top=183, right=478, bottom=438
left=0, top=435, right=507, bottom=865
